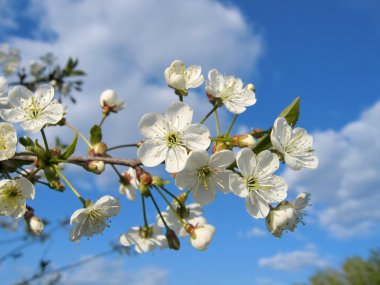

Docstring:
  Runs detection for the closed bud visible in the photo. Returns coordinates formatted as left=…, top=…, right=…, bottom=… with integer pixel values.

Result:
left=84, top=160, right=105, bottom=174
left=186, top=223, right=216, bottom=251
left=28, top=216, right=44, bottom=235
left=165, top=229, right=180, bottom=250
left=245, top=83, right=255, bottom=92
left=91, top=142, right=108, bottom=156
left=233, top=134, right=255, bottom=148
left=100, top=89, right=125, bottom=114
left=140, top=172, right=152, bottom=187
left=152, top=176, right=169, bottom=187
left=212, top=141, right=232, bottom=153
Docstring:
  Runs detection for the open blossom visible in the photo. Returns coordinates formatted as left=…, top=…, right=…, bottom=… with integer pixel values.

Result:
left=0, top=122, right=17, bottom=161
left=271, top=117, right=318, bottom=170
left=186, top=222, right=216, bottom=251
left=0, top=44, right=20, bottom=75
left=164, top=60, right=204, bottom=91
left=206, top=69, right=256, bottom=114
left=0, top=85, right=65, bottom=133
left=266, top=193, right=311, bottom=237
left=119, top=224, right=167, bottom=253
left=175, top=150, right=235, bottom=205
left=100, top=89, right=125, bottom=113
left=0, top=178, right=35, bottom=218
left=137, top=101, right=211, bottom=173
left=229, top=148, right=288, bottom=219
left=69, top=195, right=120, bottom=242
left=119, top=168, right=139, bottom=201
left=156, top=203, right=206, bottom=237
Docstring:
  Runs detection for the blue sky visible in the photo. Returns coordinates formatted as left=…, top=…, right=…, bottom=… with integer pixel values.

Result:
left=1, top=0, right=380, bottom=284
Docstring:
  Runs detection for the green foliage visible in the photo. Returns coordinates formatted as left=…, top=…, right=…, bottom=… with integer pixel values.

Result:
left=90, top=125, right=102, bottom=145
left=301, top=249, right=380, bottom=285
left=60, top=132, right=78, bottom=159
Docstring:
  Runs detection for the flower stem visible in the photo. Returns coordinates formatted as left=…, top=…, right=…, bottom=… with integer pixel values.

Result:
left=65, top=120, right=92, bottom=148
left=107, top=144, right=139, bottom=152
left=214, top=108, right=221, bottom=136
left=99, top=114, right=107, bottom=127
left=160, top=186, right=185, bottom=209
left=150, top=192, right=170, bottom=231
left=40, top=128, right=49, bottom=152
left=141, top=194, right=149, bottom=227
left=55, top=167, right=86, bottom=207
left=153, top=185, right=185, bottom=227
left=200, top=104, right=218, bottom=124
left=226, top=114, right=238, bottom=137
left=211, top=137, right=234, bottom=143
left=2, top=170, right=11, bottom=179
left=179, top=94, right=183, bottom=102
left=110, top=164, right=123, bottom=180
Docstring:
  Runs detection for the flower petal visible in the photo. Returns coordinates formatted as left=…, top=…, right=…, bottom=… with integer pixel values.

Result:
left=185, top=65, right=204, bottom=89
left=138, top=113, right=169, bottom=139
left=0, top=108, right=27, bottom=123
left=236, top=148, right=256, bottom=177
left=255, top=150, right=280, bottom=176
left=192, top=181, right=216, bottom=205
left=94, top=195, right=121, bottom=217
left=34, top=84, right=54, bottom=109
left=209, top=150, right=235, bottom=168
left=229, top=173, right=248, bottom=197
left=165, top=101, right=193, bottom=131
left=165, top=145, right=188, bottom=173
left=137, top=139, right=167, bottom=167
left=181, top=124, right=210, bottom=151
left=42, top=101, right=65, bottom=124
left=20, top=118, right=47, bottom=133
left=245, top=193, right=269, bottom=219
left=8, top=86, right=33, bottom=107
left=214, top=170, right=232, bottom=194
left=17, top=178, right=35, bottom=199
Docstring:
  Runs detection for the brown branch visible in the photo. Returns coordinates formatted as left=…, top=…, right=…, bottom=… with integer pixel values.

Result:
left=11, top=155, right=142, bottom=167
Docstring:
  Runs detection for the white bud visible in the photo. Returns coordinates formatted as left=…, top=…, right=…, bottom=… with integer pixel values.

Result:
left=85, top=160, right=105, bottom=174
left=189, top=224, right=216, bottom=251
left=233, top=134, right=255, bottom=148
left=245, top=83, right=255, bottom=92
left=29, top=216, right=44, bottom=235
left=100, top=89, right=125, bottom=113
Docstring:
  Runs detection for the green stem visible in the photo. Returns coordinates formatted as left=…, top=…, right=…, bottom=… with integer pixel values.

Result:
left=40, top=128, right=49, bottom=152
left=55, top=167, right=86, bottom=207
left=107, top=144, right=139, bottom=152
left=211, top=137, right=234, bottom=143
left=2, top=170, right=11, bottom=179
left=160, top=186, right=185, bottom=209
left=99, top=114, right=107, bottom=127
left=141, top=194, right=149, bottom=227
left=150, top=193, right=170, bottom=230
left=65, top=120, right=92, bottom=148
left=200, top=104, right=219, bottom=124
left=179, top=94, right=183, bottom=102
left=226, top=114, right=238, bottom=137
left=110, top=164, right=123, bottom=180
left=153, top=185, right=185, bottom=227
left=214, top=108, right=221, bottom=136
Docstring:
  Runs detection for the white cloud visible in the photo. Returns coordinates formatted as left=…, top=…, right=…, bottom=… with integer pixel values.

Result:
left=259, top=248, right=330, bottom=272
left=61, top=257, right=168, bottom=285
left=284, top=101, right=380, bottom=238
left=238, top=227, right=267, bottom=238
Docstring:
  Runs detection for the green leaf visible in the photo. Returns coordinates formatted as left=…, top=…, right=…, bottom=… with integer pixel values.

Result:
left=61, top=132, right=78, bottom=159
left=252, top=134, right=271, bottom=154
left=90, top=125, right=102, bottom=145
left=19, top=136, right=35, bottom=148
left=279, top=97, right=300, bottom=127
left=69, top=70, right=86, bottom=76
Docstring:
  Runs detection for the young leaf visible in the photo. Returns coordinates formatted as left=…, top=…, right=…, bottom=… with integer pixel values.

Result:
left=90, top=125, right=102, bottom=145
left=19, top=136, right=35, bottom=148
left=61, top=132, right=78, bottom=159
left=279, top=97, right=300, bottom=127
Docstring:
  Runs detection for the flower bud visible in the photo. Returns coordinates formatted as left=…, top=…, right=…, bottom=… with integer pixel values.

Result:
left=100, top=89, right=125, bottom=114
left=91, top=142, right=108, bottom=156
left=84, top=160, right=105, bottom=174
left=212, top=141, right=232, bottom=153
left=165, top=229, right=180, bottom=250
left=152, top=176, right=169, bottom=187
left=186, top=223, right=216, bottom=251
left=139, top=172, right=152, bottom=187
left=28, top=216, right=44, bottom=235
left=245, top=83, right=255, bottom=92
left=233, top=134, right=255, bottom=148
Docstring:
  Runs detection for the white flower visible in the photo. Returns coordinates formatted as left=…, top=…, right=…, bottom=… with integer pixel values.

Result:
left=164, top=60, right=204, bottom=91
left=187, top=222, right=216, bottom=251
left=119, top=224, right=167, bottom=254
left=156, top=203, right=206, bottom=237
left=69, top=195, right=120, bottom=242
left=28, top=216, right=44, bottom=235
left=266, top=192, right=311, bottom=237
left=229, top=148, right=288, bottom=219
left=137, top=101, right=211, bottom=173
left=119, top=168, right=140, bottom=201
left=206, top=69, right=256, bottom=114
left=29, top=60, right=45, bottom=77
left=0, top=85, right=65, bottom=133
left=0, top=44, right=20, bottom=75
left=175, top=150, right=235, bottom=205
left=0, top=178, right=35, bottom=218
left=0, top=76, right=9, bottom=107
left=99, top=89, right=125, bottom=113
left=0, top=122, right=17, bottom=161
left=270, top=117, right=318, bottom=170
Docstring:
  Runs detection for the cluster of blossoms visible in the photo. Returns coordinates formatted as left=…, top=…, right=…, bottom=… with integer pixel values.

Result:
left=0, top=51, right=318, bottom=254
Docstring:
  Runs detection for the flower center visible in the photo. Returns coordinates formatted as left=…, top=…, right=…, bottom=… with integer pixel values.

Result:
left=89, top=210, right=108, bottom=228
left=166, top=132, right=179, bottom=147
left=246, top=176, right=257, bottom=191
left=197, top=166, right=212, bottom=190
left=139, top=226, right=154, bottom=239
